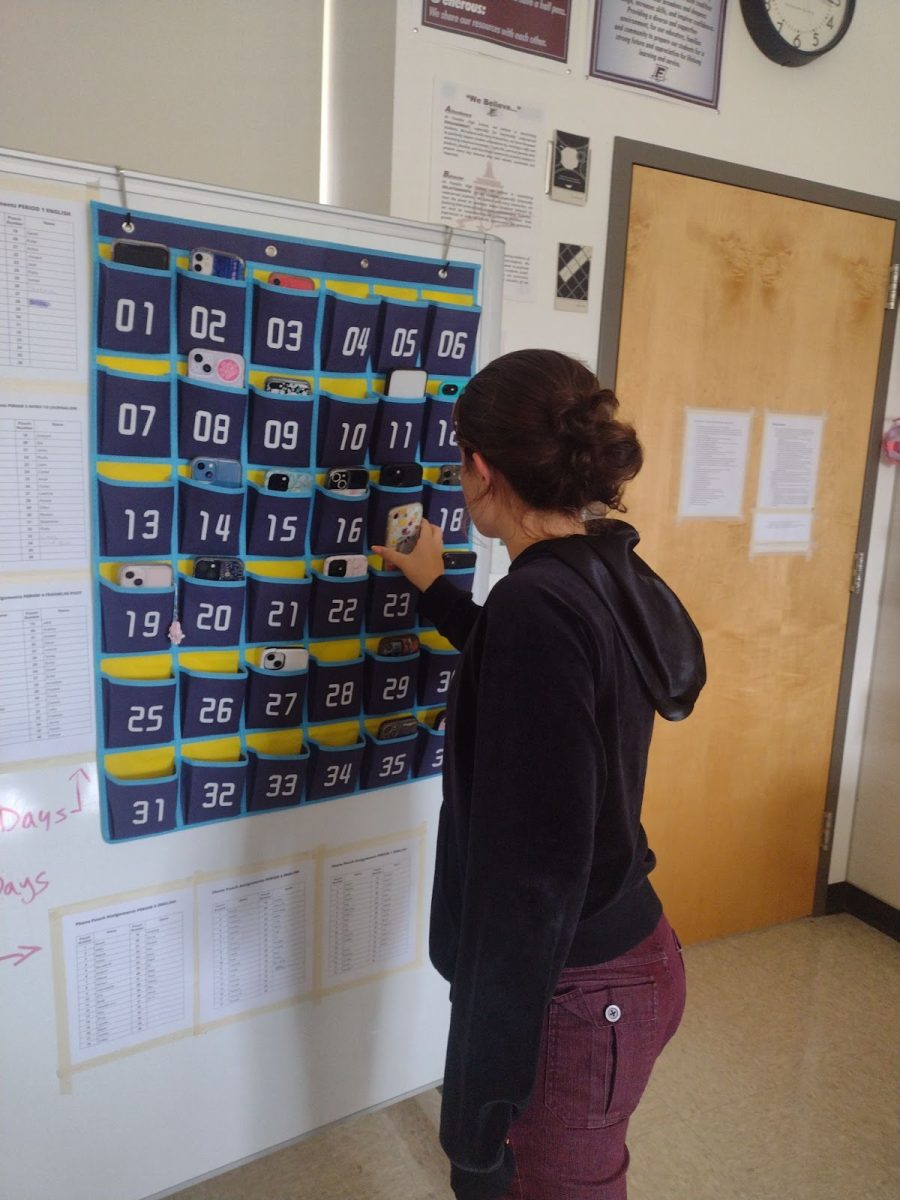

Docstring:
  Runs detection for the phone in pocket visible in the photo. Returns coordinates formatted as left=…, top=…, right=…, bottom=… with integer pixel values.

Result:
left=264, top=375, right=312, bottom=395
left=188, top=348, right=245, bottom=388
left=431, top=709, right=447, bottom=732
left=325, top=467, right=369, bottom=495
left=261, top=647, right=309, bottom=671
left=442, top=550, right=477, bottom=570
left=386, top=503, right=423, bottom=554
left=193, top=557, right=244, bottom=582
left=377, top=716, right=418, bottom=740
left=386, top=369, right=428, bottom=398
left=117, top=563, right=173, bottom=588
left=267, top=272, right=316, bottom=291
left=380, top=462, right=423, bottom=488
left=377, top=634, right=419, bottom=657
left=323, top=554, right=368, bottom=578
left=112, top=239, right=170, bottom=270
left=264, top=470, right=312, bottom=493
left=438, top=464, right=461, bottom=486
left=190, top=457, right=243, bottom=488
left=190, top=247, right=245, bottom=279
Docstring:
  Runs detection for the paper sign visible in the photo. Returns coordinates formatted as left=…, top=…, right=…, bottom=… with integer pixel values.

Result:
left=678, top=408, right=752, bottom=519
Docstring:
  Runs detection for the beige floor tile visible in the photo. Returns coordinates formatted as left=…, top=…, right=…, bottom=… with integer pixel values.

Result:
left=168, top=915, right=899, bottom=1200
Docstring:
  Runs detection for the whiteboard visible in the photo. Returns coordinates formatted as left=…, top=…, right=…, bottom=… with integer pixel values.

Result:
left=0, top=148, right=503, bottom=1200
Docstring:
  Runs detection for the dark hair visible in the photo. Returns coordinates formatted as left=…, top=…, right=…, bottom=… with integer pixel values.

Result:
left=454, top=349, right=642, bottom=514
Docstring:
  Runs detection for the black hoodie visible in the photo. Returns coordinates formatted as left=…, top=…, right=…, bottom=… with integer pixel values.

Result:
left=418, top=521, right=706, bottom=1200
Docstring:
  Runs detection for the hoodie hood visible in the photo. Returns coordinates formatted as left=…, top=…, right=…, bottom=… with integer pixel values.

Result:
left=519, top=521, right=706, bottom=721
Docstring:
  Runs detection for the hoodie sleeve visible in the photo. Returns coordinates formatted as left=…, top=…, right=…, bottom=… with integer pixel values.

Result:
left=440, top=579, right=604, bottom=1200
left=418, top=575, right=482, bottom=650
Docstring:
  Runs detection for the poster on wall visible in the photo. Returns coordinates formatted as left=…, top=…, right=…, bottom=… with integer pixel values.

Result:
left=421, top=0, right=572, bottom=63
left=590, top=0, right=728, bottom=108
left=431, top=80, right=544, bottom=302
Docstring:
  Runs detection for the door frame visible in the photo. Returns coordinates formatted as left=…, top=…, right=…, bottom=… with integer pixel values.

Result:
left=597, top=138, right=900, bottom=918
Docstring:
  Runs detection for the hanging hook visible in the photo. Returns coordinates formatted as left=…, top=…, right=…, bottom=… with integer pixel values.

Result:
left=438, top=225, right=453, bottom=279
left=115, top=166, right=135, bottom=233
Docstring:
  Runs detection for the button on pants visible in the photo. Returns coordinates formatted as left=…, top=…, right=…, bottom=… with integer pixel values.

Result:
left=501, top=914, right=686, bottom=1200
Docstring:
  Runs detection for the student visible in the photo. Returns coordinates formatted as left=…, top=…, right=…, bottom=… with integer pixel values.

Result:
left=373, top=349, right=706, bottom=1200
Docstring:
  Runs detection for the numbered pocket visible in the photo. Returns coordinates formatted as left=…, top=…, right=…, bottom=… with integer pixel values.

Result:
left=306, top=737, right=365, bottom=802
left=178, top=478, right=244, bottom=556
left=176, top=270, right=246, bottom=355
left=99, top=579, right=174, bottom=654
left=97, top=369, right=172, bottom=459
left=179, top=575, right=245, bottom=647
left=177, top=378, right=246, bottom=461
left=363, top=652, right=417, bottom=717
left=251, top=282, right=318, bottom=370
left=246, top=748, right=310, bottom=812
left=310, top=486, right=368, bottom=556
left=423, top=304, right=480, bottom=376
left=307, top=656, right=364, bottom=723
left=321, top=294, right=379, bottom=373
left=102, top=675, right=176, bottom=749
left=247, top=388, right=313, bottom=467
left=105, top=771, right=179, bottom=839
left=369, top=396, right=425, bottom=465
left=423, top=482, right=469, bottom=545
left=421, top=393, right=461, bottom=464
left=414, top=720, right=446, bottom=778
left=374, top=299, right=428, bottom=372
left=246, top=484, right=311, bottom=557
left=245, top=664, right=308, bottom=730
left=98, top=478, right=174, bottom=558
left=308, top=569, right=367, bottom=639
left=245, top=574, right=311, bottom=643
left=98, top=261, right=172, bottom=355
left=179, top=667, right=247, bottom=740
left=367, top=483, right=423, bottom=551
left=362, top=729, right=416, bottom=790
left=316, top=392, right=378, bottom=466
left=365, top=567, right=418, bottom=633
left=181, top=757, right=247, bottom=825
left=418, top=646, right=460, bottom=706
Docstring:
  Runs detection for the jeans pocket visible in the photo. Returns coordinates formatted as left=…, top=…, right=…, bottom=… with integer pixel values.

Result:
left=544, top=978, right=658, bottom=1130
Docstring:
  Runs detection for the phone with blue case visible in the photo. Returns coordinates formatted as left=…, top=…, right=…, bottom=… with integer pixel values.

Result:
left=190, top=457, right=243, bottom=488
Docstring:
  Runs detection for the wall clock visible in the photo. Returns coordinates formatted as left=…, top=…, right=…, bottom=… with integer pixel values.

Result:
left=740, top=0, right=856, bottom=66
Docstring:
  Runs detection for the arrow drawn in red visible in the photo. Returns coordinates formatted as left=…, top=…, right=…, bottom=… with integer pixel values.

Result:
left=0, top=945, right=42, bottom=967
left=68, top=767, right=91, bottom=815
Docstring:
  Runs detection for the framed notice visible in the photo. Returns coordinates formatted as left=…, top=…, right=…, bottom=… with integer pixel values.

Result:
left=590, top=0, right=728, bottom=108
left=421, top=0, right=572, bottom=63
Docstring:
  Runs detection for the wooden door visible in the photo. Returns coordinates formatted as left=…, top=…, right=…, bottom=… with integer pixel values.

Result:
left=611, top=164, right=896, bottom=943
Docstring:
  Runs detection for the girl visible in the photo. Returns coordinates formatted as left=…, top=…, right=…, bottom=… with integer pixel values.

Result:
left=374, top=349, right=706, bottom=1200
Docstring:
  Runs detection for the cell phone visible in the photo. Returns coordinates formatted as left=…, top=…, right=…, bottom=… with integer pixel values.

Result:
left=377, top=635, right=420, bottom=657
left=264, top=470, right=312, bottom=493
left=442, top=551, right=477, bottom=569
left=267, top=272, right=316, bottom=291
left=112, top=239, right=170, bottom=270
left=386, top=503, right=423, bottom=555
left=325, top=467, right=369, bottom=495
left=377, top=716, right=418, bottom=740
left=261, top=647, right=309, bottom=671
left=116, top=563, right=173, bottom=588
left=432, top=709, right=447, bottom=732
left=190, top=248, right=245, bottom=279
left=188, top=348, right=245, bottom=388
left=386, top=369, right=428, bottom=398
left=438, top=382, right=459, bottom=398
left=264, top=376, right=312, bottom=395
left=323, top=554, right=369, bottom=578
left=380, top=463, right=423, bottom=488
left=438, top=464, right=461, bottom=487
left=190, top=457, right=243, bottom=487
left=193, top=557, right=244, bottom=582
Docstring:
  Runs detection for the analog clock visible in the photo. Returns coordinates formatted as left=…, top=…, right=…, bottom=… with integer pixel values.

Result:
left=740, top=0, right=856, bottom=67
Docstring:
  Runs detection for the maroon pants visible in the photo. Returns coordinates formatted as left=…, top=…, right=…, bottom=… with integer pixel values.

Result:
left=502, top=914, right=686, bottom=1200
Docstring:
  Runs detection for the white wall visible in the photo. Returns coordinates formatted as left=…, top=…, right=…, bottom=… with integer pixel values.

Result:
left=389, top=0, right=900, bottom=890
left=0, top=0, right=323, bottom=201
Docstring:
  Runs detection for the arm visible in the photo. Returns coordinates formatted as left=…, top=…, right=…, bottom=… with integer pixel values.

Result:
left=441, top=584, right=604, bottom=1199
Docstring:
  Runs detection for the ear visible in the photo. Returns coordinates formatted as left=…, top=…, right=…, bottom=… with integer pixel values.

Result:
left=471, top=450, right=493, bottom=487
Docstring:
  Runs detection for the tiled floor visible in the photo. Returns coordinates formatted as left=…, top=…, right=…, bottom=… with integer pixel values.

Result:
left=169, top=915, right=900, bottom=1200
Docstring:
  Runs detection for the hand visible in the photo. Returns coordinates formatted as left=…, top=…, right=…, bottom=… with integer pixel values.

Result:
left=372, top=518, right=445, bottom=593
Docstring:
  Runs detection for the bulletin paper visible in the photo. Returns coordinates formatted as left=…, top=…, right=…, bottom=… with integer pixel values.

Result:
left=678, top=409, right=752, bottom=519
